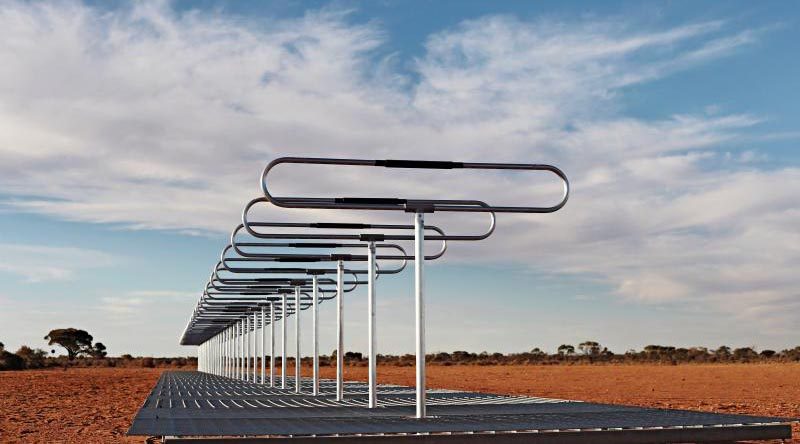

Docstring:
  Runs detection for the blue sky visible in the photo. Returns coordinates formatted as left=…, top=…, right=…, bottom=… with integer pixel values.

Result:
left=0, top=0, right=798, bottom=357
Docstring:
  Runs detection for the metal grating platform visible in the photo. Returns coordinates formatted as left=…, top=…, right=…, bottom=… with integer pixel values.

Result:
left=129, top=371, right=793, bottom=442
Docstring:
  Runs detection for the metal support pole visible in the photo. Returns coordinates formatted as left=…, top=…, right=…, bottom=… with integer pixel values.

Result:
left=253, top=311, right=258, bottom=383
left=235, top=322, right=238, bottom=379
left=312, top=275, right=319, bottom=396
left=270, top=301, right=275, bottom=387
left=414, top=211, right=426, bottom=418
left=336, top=259, right=344, bottom=401
left=261, top=306, right=266, bottom=384
left=295, top=286, right=302, bottom=393
left=367, top=240, right=377, bottom=408
left=245, top=314, right=250, bottom=382
left=224, top=332, right=227, bottom=377
left=282, top=293, right=287, bottom=389
left=239, top=319, right=244, bottom=381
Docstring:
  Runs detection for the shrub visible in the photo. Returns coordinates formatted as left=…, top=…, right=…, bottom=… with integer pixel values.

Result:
left=0, top=351, right=25, bottom=370
left=15, top=346, right=48, bottom=369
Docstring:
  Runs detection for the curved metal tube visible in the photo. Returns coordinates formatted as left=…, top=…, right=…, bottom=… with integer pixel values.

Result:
left=260, top=157, right=569, bottom=213
left=241, top=198, right=455, bottom=253
left=221, top=242, right=409, bottom=274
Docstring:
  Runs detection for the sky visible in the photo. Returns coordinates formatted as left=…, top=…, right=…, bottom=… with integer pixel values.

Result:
left=0, top=0, right=798, bottom=357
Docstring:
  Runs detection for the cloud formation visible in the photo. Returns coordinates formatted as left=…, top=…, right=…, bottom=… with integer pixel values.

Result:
left=0, top=2, right=797, bottom=332
left=0, top=243, right=117, bottom=282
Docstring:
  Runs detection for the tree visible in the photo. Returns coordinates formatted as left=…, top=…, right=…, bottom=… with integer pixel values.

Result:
left=578, top=341, right=602, bottom=356
left=44, top=328, right=94, bottom=359
left=91, top=342, right=107, bottom=358
left=557, top=344, right=575, bottom=356
left=714, top=345, right=732, bottom=360
left=732, top=347, right=757, bottom=361
left=529, top=348, right=546, bottom=356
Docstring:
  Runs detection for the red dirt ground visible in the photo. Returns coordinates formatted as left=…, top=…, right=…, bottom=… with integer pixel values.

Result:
left=0, top=364, right=797, bottom=443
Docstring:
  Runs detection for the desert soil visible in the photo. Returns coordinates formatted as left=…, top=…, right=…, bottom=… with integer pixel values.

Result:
left=0, top=364, right=797, bottom=443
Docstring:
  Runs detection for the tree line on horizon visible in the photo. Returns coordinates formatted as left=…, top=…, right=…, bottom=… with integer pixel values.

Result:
left=3, top=331, right=800, bottom=371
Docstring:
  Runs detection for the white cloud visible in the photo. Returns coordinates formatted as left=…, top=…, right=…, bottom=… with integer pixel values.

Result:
left=128, top=290, right=197, bottom=298
left=0, top=243, right=117, bottom=282
left=0, top=1, right=797, bottom=334
left=99, top=296, right=147, bottom=315
left=94, top=290, right=200, bottom=324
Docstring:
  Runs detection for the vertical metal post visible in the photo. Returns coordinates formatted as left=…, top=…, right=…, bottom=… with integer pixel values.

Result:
left=336, top=259, right=344, bottom=401
left=282, top=293, right=287, bottom=389
left=233, top=324, right=237, bottom=378
left=239, top=319, right=244, bottom=381
left=414, top=211, right=426, bottom=418
left=261, top=306, right=266, bottom=384
left=270, top=301, right=275, bottom=387
left=295, top=286, right=302, bottom=393
left=238, top=319, right=243, bottom=380
left=312, top=275, right=319, bottom=396
left=253, top=311, right=258, bottom=383
left=367, top=240, right=377, bottom=408
left=245, top=314, right=250, bottom=382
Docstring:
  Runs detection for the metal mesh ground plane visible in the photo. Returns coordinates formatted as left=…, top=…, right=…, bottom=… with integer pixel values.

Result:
left=128, top=371, right=793, bottom=443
